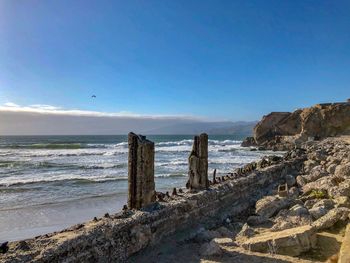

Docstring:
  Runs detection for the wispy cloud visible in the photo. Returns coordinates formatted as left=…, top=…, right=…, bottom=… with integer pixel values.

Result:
left=0, top=102, right=200, bottom=120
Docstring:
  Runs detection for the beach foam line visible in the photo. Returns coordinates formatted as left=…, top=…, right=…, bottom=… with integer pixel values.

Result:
left=0, top=160, right=127, bottom=170
left=0, top=172, right=190, bottom=187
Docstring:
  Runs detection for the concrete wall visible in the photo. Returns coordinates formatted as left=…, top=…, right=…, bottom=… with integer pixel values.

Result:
left=0, top=157, right=304, bottom=263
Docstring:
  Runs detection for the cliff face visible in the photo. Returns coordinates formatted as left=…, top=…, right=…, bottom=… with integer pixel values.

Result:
left=243, top=100, right=350, bottom=150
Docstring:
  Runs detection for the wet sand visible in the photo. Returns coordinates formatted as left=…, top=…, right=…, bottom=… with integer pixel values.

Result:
left=0, top=194, right=127, bottom=242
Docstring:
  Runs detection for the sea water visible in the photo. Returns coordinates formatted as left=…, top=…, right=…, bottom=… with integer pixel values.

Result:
left=0, top=135, right=273, bottom=241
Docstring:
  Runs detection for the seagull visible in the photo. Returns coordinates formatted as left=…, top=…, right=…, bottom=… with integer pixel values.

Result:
left=92, top=95, right=96, bottom=98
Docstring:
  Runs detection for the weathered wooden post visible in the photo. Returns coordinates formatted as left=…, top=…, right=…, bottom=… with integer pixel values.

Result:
left=187, top=133, right=209, bottom=190
left=128, top=132, right=155, bottom=209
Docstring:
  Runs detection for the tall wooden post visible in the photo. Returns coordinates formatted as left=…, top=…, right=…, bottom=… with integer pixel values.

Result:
left=187, top=133, right=209, bottom=190
left=128, top=133, right=155, bottom=209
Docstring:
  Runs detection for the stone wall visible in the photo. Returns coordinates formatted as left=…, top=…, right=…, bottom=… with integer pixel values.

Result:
left=0, top=156, right=304, bottom=263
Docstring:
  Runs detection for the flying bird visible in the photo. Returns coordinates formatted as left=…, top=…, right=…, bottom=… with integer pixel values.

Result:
left=91, top=95, right=96, bottom=98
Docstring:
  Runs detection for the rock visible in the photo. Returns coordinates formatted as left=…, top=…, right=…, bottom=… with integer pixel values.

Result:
left=0, top=242, right=8, bottom=254
left=335, top=163, right=350, bottom=178
left=309, top=206, right=328, bottom=220
left=296, top=175, right=307, bottom=187
left=216, top=226, right=233, bottom=237
left=193, top=229, right=221, bottom=243
left=237, top=223, right=256, bottom=238
left=288, top=187, right=300, bottom=199
left=309, top=149, right=328, bottom=162
left=304, top=160, right=318, bottom=174
left=327, top=164, right=338, bottom=174
left=289, top=204, right=309, bottom=216
left=241, top=136, right=257, bottom=147
left=304, top=199, right=318, bottom=209
left=311, top=208, right=350, bottom=230
left=255, top=195, right=291, bottom=218
left=14, top=241, right=30, bottom=251
left=242, top=225, right=316, bottom=256
left=285, top=174, right=296, bottom=187
left=302, top=177, right=335, bottom=194
left=247, top=215, right=269, bottom=226
left=199, top=239, right=222, bottom=256
left=303, top=165, right=328, bottom=182
left=334, top=196, right=350, bottom=208
left=328, top=179, right=350, bottom=198
left=312, top=199, right=334, bottom=210
left=271, top=208, right=312, bottom=231
left=214, top=237, right=236, bottom=246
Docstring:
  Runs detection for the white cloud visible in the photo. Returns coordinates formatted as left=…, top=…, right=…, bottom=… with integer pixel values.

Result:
left=4, top=102, right=20, bottom=107
left=29, top=104, right=62, bottom=110
left=0, top=102, right=200, bottom=120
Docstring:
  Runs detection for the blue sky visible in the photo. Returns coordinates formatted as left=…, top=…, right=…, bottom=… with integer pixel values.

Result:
left=0, top=0, right=349, bottom=121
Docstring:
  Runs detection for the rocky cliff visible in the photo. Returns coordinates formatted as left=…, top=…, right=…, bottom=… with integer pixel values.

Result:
left=242, top=100, right=350, bottom=150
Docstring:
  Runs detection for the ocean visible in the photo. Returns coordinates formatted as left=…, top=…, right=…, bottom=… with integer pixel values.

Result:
left=0, top=135, right=275, bottom=242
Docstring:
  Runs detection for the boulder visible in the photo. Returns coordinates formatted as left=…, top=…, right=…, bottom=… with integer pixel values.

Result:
left=241, top=136, right=257, bottom=147
left=199, top=239, right=222, bottom=256
left=288, top=187, right=300, bottom=199
left=327, top=164, right=337, bottom=174
left=328, top=179, right=350, bottom=198
left=335, top=163, right=350, bottom=178
left=334, top=196, right=350, bottom=208
left=304, top=199, right=318, bottom=209
left=193, top=229, right=221, bottom=243
left=271, top=208, right=312, bottom=231
left=308, top=149, right=328, bottom=162
left=216, top=226, right=234, bottom=237
left=309, top=206, right=328, bottom=220
left=303, top=165, right=328, bottom=182
left=311, top=208, right=350, bottom=230
left=302, top=177, right=335, bottom=194
left=237, top=223, right=256, bottom=238
left=247, top=215, right=269, bottom=226
left=285, top=174, right=296, bottom=187
left=289, top=204, right=309, bottom=216
left=296, top=175, right=306, bottom=187
left=312, top=199, right=334, bottom=210
left=255, top=195, right=291, bottom=218
left=304, top=160, right=318, bottom=174
left=242, top=225, right=316, bottom=256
